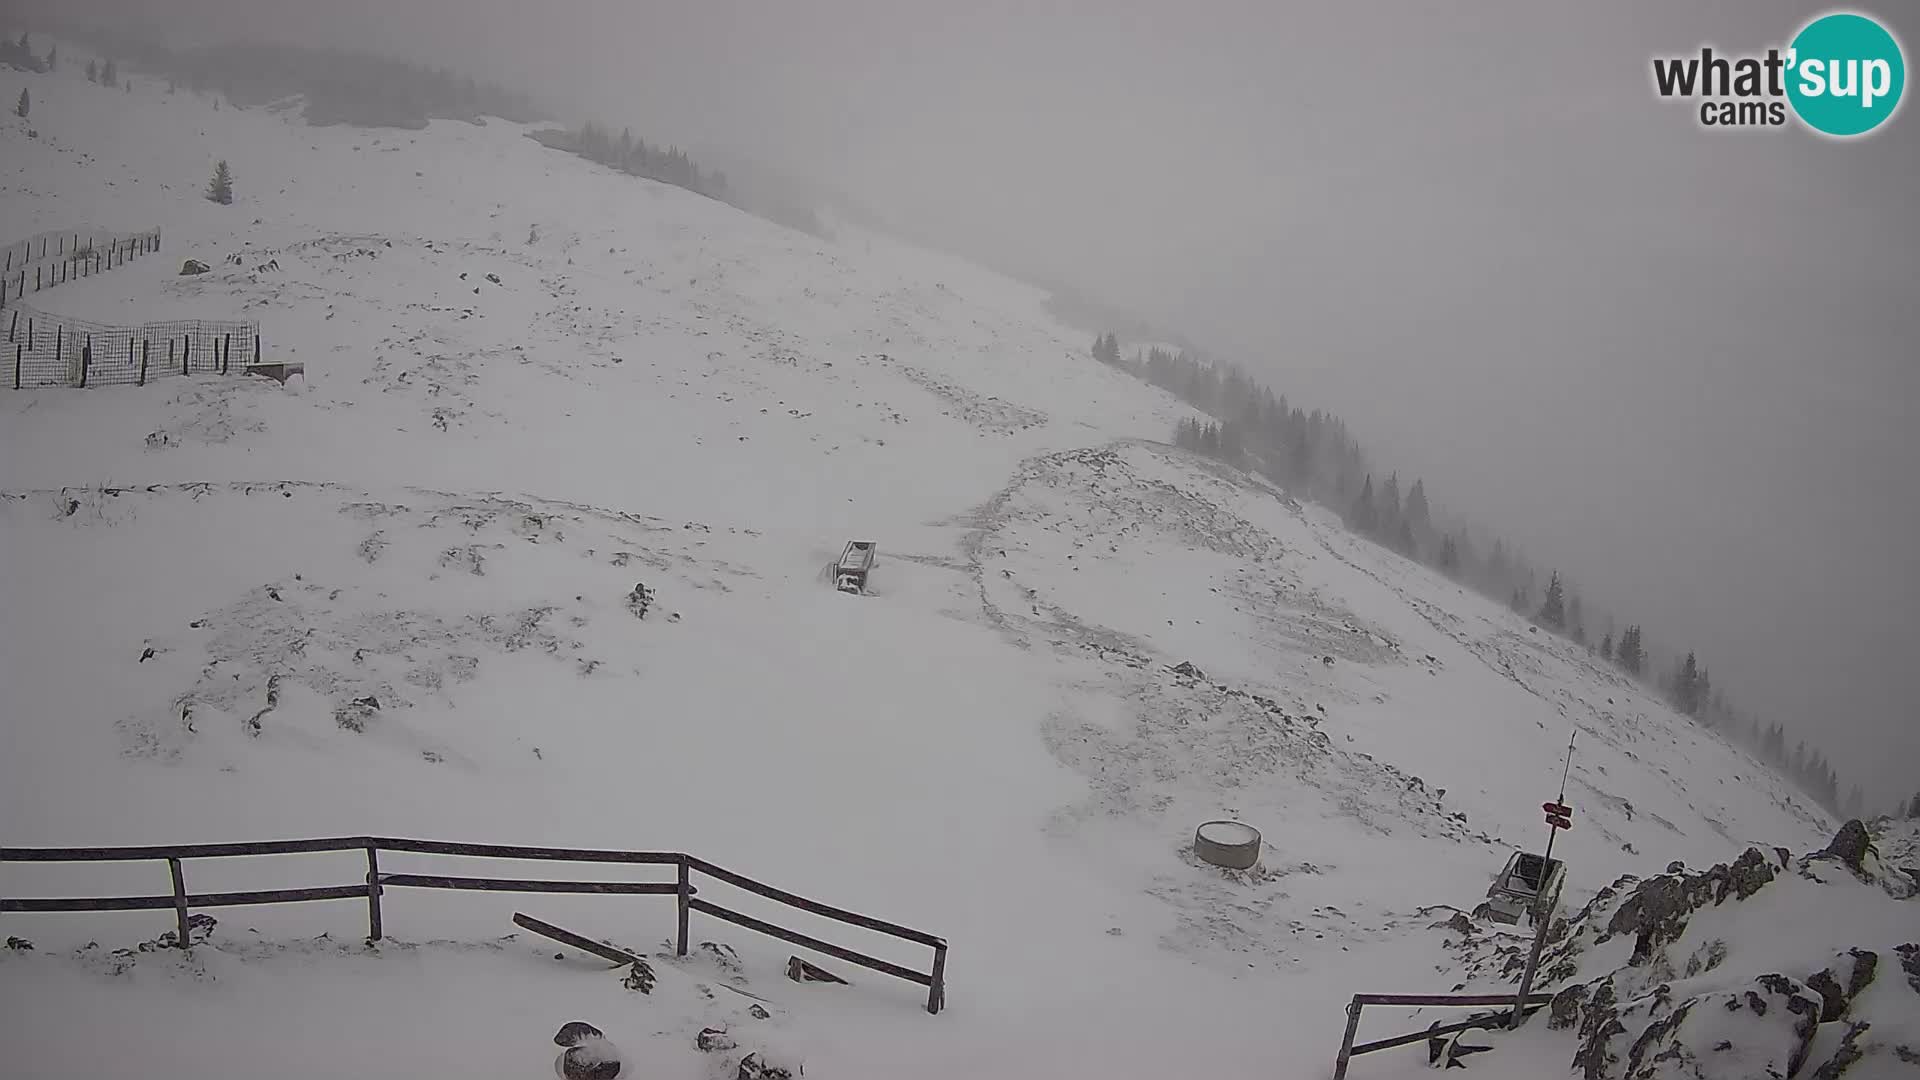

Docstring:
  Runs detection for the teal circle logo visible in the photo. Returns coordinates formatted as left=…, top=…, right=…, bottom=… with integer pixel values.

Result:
left=1787, top=12, right=1905, bottom=136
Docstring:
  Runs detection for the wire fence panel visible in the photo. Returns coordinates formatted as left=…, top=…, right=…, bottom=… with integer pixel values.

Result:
left=6, top=302, right=260, bottom=390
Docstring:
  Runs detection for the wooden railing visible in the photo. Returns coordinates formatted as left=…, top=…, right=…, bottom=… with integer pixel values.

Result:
left=0, top=836, right=947, bottom=1014
left=1331, top=992, right=1553, bottom=1078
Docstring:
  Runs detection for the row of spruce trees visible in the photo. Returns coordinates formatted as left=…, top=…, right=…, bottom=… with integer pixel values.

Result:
left=527, top=122, right=729, bottom=202
left=1097, top=331, right=1886, bottom=820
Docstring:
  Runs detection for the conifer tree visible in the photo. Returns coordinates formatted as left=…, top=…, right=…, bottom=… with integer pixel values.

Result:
left=87, top=59, right=98, bottom=83
left=1599, top=632, right=1614, bottom=662
left=1617, top=625, right=1645, bottom=675
left=206, top=160, right=234, bottom=204
left=1404, top=478, right=1431, bottom=536
left=13, top=87, right=26, bottom=119
left=1537, top=572, right=1566, bottom=630
left=1349, top=475, right=1377, bottom=534
left=1672, top=651, right=1701, bottom=715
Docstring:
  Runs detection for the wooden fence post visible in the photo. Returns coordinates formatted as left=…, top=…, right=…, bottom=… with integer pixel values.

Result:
left=7, top=310, right=14, bottom=342
left=676, top=857, right=691, bottom=957
left=168, top=338, right=177, bottom=376
left=13, top=343, right=20, bottom=390
left=139, top=338, right=148, bottom=385
left=365, top=846, right=384, bottom=941
left=54, top=325, right=61, bottom=361
left=255, top=334, right=261, bottom=365
left=79, top=344, right=90, bottom=388
left=185, top=333, right=193, bottom=374
left=167, top=858, right=191, bottom=950
left=1331, top=998, right=1363, bottom=1080
left=928, top=943, right=947, bottom=1015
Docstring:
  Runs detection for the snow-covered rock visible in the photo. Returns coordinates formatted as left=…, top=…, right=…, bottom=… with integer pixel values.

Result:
left=1453, top=820, right=1919, bottom=1079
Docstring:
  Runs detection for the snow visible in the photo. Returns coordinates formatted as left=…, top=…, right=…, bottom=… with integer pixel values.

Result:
left=0, top=47, right=1854, bottom=1079
left=1197, top=822, right=1260, bottom=848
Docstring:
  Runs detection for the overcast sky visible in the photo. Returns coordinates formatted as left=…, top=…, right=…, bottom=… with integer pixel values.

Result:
left=41, top=1, right=1920, bottom=805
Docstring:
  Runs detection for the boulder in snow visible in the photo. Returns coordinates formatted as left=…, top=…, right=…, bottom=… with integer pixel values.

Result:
left=553, top=1022, right=623, bottom=1080
left=179, top=259, right=210, bottom=275
left=738, top=1051, right=802, bottom=1079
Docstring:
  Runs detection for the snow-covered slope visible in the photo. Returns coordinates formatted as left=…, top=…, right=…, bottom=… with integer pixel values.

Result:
left=0, top=52, right=1854, bottom=1080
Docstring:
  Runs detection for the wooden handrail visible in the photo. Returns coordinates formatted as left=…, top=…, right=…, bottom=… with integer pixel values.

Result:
left=0, top=836, right=948, bottom=1014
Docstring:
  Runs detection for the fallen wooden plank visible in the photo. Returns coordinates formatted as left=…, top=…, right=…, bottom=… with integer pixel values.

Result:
left=512, top=912, right=639, bottom=967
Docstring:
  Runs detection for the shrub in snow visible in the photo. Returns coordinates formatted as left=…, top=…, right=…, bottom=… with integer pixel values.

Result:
left=620, top=959, right=654, bottom=994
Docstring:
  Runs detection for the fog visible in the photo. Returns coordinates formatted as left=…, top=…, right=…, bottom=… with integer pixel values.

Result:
left=36, top=1, right=1919, bottom=804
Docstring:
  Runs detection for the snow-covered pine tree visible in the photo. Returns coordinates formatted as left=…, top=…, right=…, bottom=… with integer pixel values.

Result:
left=207, top=160, right=234, bottom=204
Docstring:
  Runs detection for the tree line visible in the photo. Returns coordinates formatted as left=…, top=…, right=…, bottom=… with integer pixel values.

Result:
left=1092, top=330, right=1882, bottom=820
left=11, top=22, right=543, bottom=130
left=527, top=122, right=729, bottom=202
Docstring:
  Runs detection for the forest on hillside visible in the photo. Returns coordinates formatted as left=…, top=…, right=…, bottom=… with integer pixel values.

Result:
left=1102, top=332, right=1882, bottom=822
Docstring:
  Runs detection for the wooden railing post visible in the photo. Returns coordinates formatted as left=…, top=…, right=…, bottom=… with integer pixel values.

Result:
left=167, top=858, right=191, bottom=949
left=928, top=943, right=947, bottom=1015
left=365, top=846, right=383, bottom=941
left=675, top=856, right=690, bottom=957
left=1332, top=997, right=1362, bottom=1080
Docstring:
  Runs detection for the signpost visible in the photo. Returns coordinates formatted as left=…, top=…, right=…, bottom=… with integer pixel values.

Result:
left=1511, top=731, right=1576, bottom=1029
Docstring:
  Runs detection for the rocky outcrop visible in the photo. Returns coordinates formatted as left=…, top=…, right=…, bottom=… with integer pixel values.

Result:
left=1818, top=820, right=1875, bottom=875
left=1446, top=819, right=1919, bottom=1080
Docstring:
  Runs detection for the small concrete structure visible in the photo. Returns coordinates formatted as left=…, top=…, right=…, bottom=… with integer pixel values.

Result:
left=1194, top=820, right=1261, bottom=869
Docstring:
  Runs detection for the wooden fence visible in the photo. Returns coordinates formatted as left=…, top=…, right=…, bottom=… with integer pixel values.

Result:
left=0, top=228, right=163, bottom=309
left=1331, top=992, right=1554, bottom=1078
left=0, top=836, right=948, bottom=1014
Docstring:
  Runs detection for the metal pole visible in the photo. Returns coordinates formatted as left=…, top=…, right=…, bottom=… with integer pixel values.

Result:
left=1332, top=997, right=1363, bottom=1079
left=1511, top=732, right=1576, bottom=1029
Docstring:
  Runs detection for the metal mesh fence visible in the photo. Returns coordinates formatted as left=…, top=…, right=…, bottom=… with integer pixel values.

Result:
left=0, top=228, right=164, bottom=308
left=5, top=303, right=261, bottom=389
